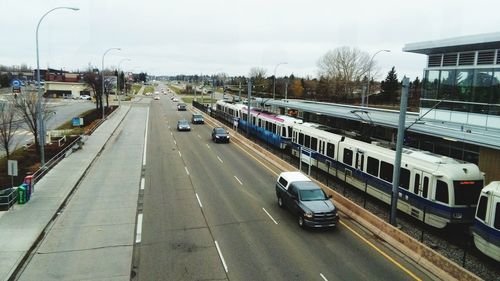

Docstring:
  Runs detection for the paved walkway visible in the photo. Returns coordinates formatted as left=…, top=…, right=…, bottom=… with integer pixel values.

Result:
left=0, top=103, right=132, bottom=281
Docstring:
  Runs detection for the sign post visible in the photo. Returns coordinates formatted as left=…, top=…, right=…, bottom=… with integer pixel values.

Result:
left=7, top=160, right=18, bottom=188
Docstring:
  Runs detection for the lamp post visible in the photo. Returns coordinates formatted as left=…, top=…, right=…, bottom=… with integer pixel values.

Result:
left=117, top=58, right=131, bottom=105
left=364, top=50, right=390, bottom=107
left=101, top=48, right=121, bottom=119
left=36, top=6, right=79, bottom=167
left=273, top=62, right=287, bottom=100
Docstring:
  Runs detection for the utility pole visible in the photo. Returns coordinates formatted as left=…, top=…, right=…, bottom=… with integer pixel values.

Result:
left=238, top=81, right=242, bottom=102
left=246, top=79, right=252, bottom=137
left=284, top=81, right=288, bottom=100
left=390, top=76, right=409, bottom=226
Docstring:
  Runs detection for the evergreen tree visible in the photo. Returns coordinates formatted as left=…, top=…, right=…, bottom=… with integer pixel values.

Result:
left=380, top=66, right=399, bottom=105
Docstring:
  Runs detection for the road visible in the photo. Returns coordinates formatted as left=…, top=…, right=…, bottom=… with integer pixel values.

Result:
left=134, top=86, right=438, bottom=280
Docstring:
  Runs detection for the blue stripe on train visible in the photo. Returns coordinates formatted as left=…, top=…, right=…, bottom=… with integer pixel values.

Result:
left=472, top=219, right=500, bottom=247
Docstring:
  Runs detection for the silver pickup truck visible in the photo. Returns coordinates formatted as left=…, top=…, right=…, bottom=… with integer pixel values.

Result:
left=276, top=171, right=339, bottom=229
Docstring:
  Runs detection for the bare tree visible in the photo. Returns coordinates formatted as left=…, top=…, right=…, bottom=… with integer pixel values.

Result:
left=317, top=46, right=372, bottom=99
left=12, top=89, right=52, bottom=154
left=249, top=67, right=268, bottom=92
left=0, top=100, right=19, bottom=158
left=82, top=70, right=102, bottom=111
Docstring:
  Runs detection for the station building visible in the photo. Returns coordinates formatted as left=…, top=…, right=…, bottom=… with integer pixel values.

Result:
left=264, top=32, right=500, bottom=184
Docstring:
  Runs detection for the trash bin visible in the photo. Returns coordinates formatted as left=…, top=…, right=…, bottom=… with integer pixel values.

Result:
left=18, top=186, right=26, bottom=205
left=23, top=183, right=30, bottom=202
left=24, top=174, right=34, bottom=194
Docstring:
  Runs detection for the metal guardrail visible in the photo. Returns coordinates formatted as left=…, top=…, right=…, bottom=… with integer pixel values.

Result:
left=0, top=188, right=18, bottom=210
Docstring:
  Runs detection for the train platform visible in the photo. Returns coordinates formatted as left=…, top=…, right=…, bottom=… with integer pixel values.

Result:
left=0, top=103, right=131, bottom=281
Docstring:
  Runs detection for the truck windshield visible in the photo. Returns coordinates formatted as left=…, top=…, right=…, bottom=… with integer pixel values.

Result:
left=299, top=189, right=326, bottom=201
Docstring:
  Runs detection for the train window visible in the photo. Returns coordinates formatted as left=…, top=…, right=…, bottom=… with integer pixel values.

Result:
left=453, top=180, right=483, bottom=205
left=242, top=113, right=247, bottom=120
left=258, top=119, right=262, bottom=127
left=380, top=161, right=393, bottom=183
left=311, top=137, right=318, bottom=150
left=435, top=180, right=449, bottom=204
left=494, top=202, right=500, bottom=230
left=229, top=109, right=234, bottom=116
left=298, top=133, right=304, bottom=145
left=423, top=177, right=429, bottom=198
left=217, top=104, right=222, bottom=110
left=326, top=143, right=335, bottom=158
left=305, top=135, right=311, bottom=148
left=400, top=168, right=410, bottom=190
left=367, top=157, right=379, bottom=177
left=252, top=116, right=256, bottom=125
left=476, top=196, right=488, bottom=221
left=272, top=123, right=277, bottom=134
left=413, top=174, right=420, bottom=194
left=281, top=126, right=286, bottom=136
left=288, top=126, right=292, bottom=138
left=343, top=149, right=353, bottom=166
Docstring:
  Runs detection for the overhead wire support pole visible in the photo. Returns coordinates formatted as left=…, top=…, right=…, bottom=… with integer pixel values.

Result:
left=390, top=76, right=409, bottom=226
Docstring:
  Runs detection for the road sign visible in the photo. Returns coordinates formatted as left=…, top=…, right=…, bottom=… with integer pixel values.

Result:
left=7, top=160, right=18, bottom=177
left=11, top=79, right=21, bottom=88
left=72, top=117, right=84, bottom=126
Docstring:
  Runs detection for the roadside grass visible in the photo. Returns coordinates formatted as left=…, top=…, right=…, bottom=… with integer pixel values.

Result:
left=181, top=96, right=216, bottom=104
left=168, top=85, right=181, bottom=95
left=143, top=85, right=154, bottom=95
left=131, top=84, right=142, bottom=94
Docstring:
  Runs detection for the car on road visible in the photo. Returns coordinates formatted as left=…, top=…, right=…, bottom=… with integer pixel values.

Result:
left=177, top=103, right=187, bottom=111
left=172, top=97, right=179, bottom=102
left=177, top=119, right=191, bottom=131
left=191, top=114, right=204, bottom=124
left=212, top=127, right=230, bottom=143
left=80, top=95, right=91, bottom=100
left=154, top=95, right=160, bottom=100
left=275, top=171, right=339, bottom=229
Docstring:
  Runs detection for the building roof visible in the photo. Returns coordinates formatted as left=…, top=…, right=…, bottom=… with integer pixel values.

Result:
left=265, top=99, right=500, bottom=150
left=403, top=32, right=500, bottom=55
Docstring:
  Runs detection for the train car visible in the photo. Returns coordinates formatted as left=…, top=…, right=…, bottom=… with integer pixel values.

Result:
left=291, top=122, right=484, bottom=228
left=472, top=181, right=500, bottom=262
left=216, top=100, right=302, bottom=149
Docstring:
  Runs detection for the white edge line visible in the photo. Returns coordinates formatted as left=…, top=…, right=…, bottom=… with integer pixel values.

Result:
left=197, top=134, right=201, bottom=139
left=206, top=144, right=210, bottom=149
left=262, top=208, right=278, bottom=225
left=320, top=273, right=328, bottom=281
left=217, top=156, right=223, bottom=163
left=185, top=166, right=189, bottom=175
left=215, top=241, right=228, bottom=273
left=142, top=108, right=149, bottom=166
left=195, top=193, right=203, bottom=208
left=140, top=178, right=145, bottom=190
left=174, top=140, right=177, bottom=145
left=170, top=132, right=173, bottom=136
left=234, top=176, right=243, bottom=185
left=178, top=151, right=182, bottom=157
left=135, top=213, right=143, bottom=243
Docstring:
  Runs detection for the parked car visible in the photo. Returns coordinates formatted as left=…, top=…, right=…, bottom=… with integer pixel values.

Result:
left=177, top=103, right=187, bottom=111
left=80, top=95, right=91, bottom=100
left=212, top=127, right=230, bottom=143
left=191, top=114, right=204, bottom=124
left=177, top=119, right=191, bottom=131
left=275, top=171, right=339, bottom=229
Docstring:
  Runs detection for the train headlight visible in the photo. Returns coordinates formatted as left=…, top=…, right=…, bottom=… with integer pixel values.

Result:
left=452, top=212, right=463, bottom=219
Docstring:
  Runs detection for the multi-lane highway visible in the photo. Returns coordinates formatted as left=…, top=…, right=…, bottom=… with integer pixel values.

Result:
left=134, top=87, right=438, bottom=281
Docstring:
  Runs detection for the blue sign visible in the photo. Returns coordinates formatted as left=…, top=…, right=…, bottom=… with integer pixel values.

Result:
left=72, top=117, right=81, bottom=126
left=11, top=79, right=21, bottom=88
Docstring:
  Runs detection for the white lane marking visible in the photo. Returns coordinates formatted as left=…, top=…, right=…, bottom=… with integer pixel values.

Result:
left=320, top=273, right=328, bottom=281
left=170, top=132, right=173, bottom=136
left=217, top=156, right=223, bottom=163
left=168, top=125, right=171, bottom=129
left=174, top=140, right=177, bottom=145
left=196, top=193, right=203, bottom=208
left=140, top=178, right=145, bottom=190
left=234, top=176, right=243, bottom=185
left=206, top=144, right=210, bottom=149
left=185, top=166, right=189, bottom=175
left=135, top=213, right=143, bottom=243
left=197, top=134, right=201, bottom=139
left=262, top=208, right=278, bottom=225
left=178, top=151, right=182, bottom=157
left=142, top=108, right=149, bottom=166
left=215, top=241, right=228, bottom=273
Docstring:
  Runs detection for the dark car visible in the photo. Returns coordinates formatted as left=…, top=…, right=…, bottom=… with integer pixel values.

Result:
left=177, top=119, right=191, bottom=131
left=191, top=114, right=204, bottom=124
left=177, top=103, right=187, bottom=111
left=212, top=127, right=230, bottom=143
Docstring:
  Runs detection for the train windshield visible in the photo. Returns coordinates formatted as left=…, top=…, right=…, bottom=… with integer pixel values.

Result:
left=453, top=180, right=483, bottom=205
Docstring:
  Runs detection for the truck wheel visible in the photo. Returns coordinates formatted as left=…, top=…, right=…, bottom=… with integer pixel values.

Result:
left=278, top=196, right=284, bottom=208
left=298, top=215, right=305, bottom=228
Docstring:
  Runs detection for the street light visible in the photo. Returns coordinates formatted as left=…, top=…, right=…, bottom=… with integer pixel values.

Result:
left=36, top=6, right=79, bottom=167
left=273, top=62, right=287, bottom=100
left=117, top=58, right=131, bottom=105
left=364, top=50, right=390, bottom=107
left=101, top=48, right=121, bottom=119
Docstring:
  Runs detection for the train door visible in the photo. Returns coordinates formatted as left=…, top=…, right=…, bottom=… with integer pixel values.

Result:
left=413, top=170, right=430, bottom=199
left=355, top=150, right=364, bottom=171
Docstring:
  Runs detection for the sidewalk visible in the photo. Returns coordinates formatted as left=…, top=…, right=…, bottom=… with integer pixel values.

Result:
left=0, top=104, right=131, bottom=281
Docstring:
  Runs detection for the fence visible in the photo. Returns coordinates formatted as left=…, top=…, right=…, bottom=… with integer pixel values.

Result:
left=0, top=188, right=17, bottom=211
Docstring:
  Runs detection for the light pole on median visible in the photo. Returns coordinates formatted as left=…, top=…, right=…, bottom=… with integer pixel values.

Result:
left=117, top=58, right=131, bottom=105
left=273, top=62, right=287, bottom=100
left=101, top=48, right=121, bottom=120
left=364, top=49, right=390, bottom=107
left=36, top=6, right=79, bottom=168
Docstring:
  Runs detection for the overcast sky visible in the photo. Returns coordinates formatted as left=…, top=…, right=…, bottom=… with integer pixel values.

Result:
left=2, top=0, right=500, bottom=80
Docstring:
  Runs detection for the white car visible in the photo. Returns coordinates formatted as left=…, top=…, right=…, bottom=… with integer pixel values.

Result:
left=154, top=95, right=160, bottom=100
left=172, top=97, right=179, bottom=102
left=80, top=95, right=91, bottom=100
